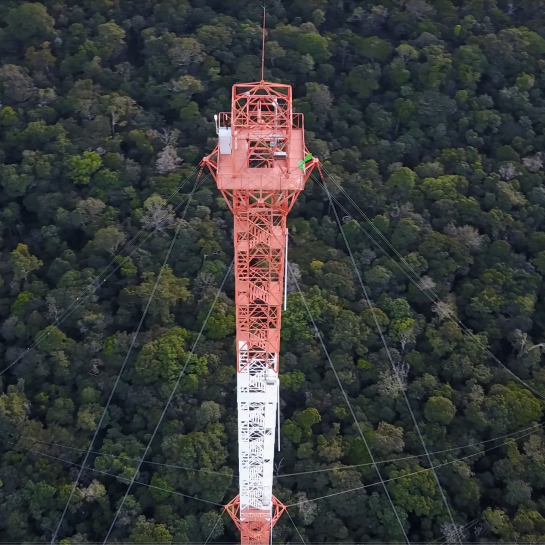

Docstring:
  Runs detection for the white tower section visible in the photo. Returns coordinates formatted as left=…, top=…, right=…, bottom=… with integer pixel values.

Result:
left=237, top=345, right=278, bottom=516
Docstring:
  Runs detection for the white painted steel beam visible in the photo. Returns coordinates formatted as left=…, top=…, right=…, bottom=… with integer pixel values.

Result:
left=237, top=343, right=278, bottom=519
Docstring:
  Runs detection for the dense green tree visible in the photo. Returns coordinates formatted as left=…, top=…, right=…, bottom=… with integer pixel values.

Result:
left=4, top=3, right=55, bottom=44
left=424, top=396, right=456, bottom=425
left=121, top=267, right=190, bottom=324
left=346, top=64, right=381, bottom=99
left=135, top=327, right=207, bottom=385
left=388, top=466, right=445, bottom=518
left=68, top=151, right=102, bottom=185
left=129, top=516, right=173, bottom=543
left=10, top=243, right=43, bottom=282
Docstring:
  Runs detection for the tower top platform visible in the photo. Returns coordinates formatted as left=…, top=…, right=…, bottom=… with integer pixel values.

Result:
left=209, top=80, right=309, bottom=193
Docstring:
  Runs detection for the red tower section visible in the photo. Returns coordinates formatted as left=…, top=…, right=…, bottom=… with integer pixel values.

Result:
left=203, top=80, right=317, bottom=544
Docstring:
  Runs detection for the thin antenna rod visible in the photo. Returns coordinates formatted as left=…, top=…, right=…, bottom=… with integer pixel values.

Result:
left=283, top=233, right=288, bottom=311
left=277, top=381, right=281, bottom=451
left=261, top=6, right=266, bottom=81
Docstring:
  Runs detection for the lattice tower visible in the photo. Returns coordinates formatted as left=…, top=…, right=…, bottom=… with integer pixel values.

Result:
left=203, top=79, right=317, bottom=544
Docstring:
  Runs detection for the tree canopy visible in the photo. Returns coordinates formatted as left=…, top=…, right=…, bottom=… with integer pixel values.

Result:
left=1, top=1, right=545, bottom=543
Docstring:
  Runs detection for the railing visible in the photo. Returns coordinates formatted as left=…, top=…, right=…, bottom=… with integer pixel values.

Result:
left=292, top=113, right=303, bottom=129
left=218, top=112, right=231, bottom=127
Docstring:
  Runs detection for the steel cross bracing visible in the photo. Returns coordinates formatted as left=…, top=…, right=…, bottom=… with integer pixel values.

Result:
left=203, top=79, right=317, bottom=544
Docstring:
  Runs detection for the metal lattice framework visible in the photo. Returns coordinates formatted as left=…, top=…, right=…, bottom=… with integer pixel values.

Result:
left=225, top=495, right=287, bottom=545
left=203, top=78, right=317, bottom=544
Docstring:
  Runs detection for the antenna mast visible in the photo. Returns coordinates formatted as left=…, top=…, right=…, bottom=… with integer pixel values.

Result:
left=261, top=6, right=266, bottom=81
left=202, top=20, right=318, bottom=544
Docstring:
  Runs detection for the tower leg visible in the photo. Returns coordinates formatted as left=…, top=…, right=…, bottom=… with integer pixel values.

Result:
left=225, top=495, right=287, bottom=545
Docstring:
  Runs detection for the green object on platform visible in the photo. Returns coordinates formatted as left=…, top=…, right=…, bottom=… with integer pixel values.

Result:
left=298, top=153, right=313, bottom=170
